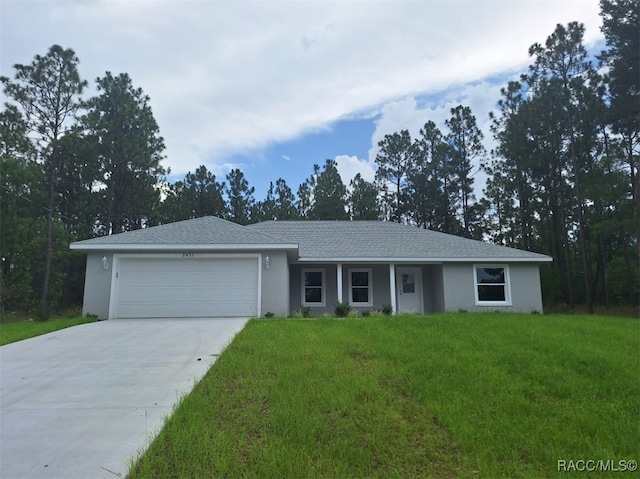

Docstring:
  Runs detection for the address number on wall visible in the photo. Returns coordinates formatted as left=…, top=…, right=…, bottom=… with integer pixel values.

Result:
left=182, top=252, right=195, bottom=257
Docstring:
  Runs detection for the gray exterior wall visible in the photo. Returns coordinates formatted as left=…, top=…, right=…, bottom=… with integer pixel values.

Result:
left=260, top=251, right=289, bottom=317
left=341, top=264, right=392, bottom=313
left=81, top=250, right=291, bottom=319
left=422, top=264, right=445, bottom=313
left=82, top=252, right=113, bottom=319
left=289, top=263, right=394, bottom=315
left=442, top=262, right=543, bottom=313
left=289, top=263, right=336, bottom=315
left=82, top=253, right=543, bottom=319
left=507, top=263, right=544, bottom=313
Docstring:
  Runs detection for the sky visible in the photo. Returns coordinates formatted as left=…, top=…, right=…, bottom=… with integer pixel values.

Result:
left=1, top=0, right=604, bottom=200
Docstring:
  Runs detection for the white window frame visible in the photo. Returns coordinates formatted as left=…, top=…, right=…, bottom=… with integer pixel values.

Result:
left=348, top=268, right=373, bottom=307
left=473, top=264, right=512, bottom=306
left=302, top=268, right=325, bottom=307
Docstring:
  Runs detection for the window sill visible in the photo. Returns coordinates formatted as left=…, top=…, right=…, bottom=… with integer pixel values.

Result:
left=475, top=301, right=512, bottom=307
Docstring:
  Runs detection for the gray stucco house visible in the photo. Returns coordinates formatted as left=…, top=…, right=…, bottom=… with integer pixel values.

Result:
left=70, top=216, right=552, bottom=319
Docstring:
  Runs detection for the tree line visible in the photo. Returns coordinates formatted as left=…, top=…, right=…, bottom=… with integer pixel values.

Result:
left=1, top=0, right=637, bottom=317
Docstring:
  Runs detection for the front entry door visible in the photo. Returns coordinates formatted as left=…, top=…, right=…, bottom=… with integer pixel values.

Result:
left=396, top=267, right=423, bottom=313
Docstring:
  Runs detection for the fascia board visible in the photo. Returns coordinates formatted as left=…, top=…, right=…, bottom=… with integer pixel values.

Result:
left=296, top=256, right=553, bottom=263
left=70, top=243, right=299, bottom=251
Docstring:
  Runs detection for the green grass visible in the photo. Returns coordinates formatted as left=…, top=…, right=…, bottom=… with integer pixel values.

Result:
left=129, top=313, right=640, bottom=478
left=0, top=315, right=97, bottom=345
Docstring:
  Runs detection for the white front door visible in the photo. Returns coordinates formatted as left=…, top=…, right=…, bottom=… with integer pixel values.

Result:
left=396, top=267, right=423, bottom=313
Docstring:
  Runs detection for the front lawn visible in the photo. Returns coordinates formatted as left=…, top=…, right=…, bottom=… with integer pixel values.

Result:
left=129, top=313, right=639, bottom=478
left=0, top=315, right=97, bottom=346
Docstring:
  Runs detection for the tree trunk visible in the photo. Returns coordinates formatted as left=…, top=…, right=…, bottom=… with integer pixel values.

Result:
left=597, top=230, right=609, bottom=306
left=628, top=132, right=640, bottom=258
left=516, top=164, right=531, bottom=251
left=40, top=154, right=57, bottom=319
left=565, top=110, right=594, bottom=313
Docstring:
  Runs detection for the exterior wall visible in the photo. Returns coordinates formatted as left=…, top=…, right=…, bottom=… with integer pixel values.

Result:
left=423, top=264, right=445, bottom=313
left=289, top=263, right=337, bottom=315
left=289, top=263, right=450, bottom=315
left=82, top=252, right=113, bottom=319
left=101, top=257, right=538, bottom=318
left=442, top=262, right=543, bottom=313
left=289, top=263, right=393, bottom=315
left=260, top=251, right=289, bottom=317
left=341, top=264, right=392, bottom=313
left=508, top=263, right=544, bottom=313
left=81, top=250, right=291, bottom=319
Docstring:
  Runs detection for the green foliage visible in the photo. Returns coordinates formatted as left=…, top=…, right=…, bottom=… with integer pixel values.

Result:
left=158, top=165, right=227, bottom=222
left=307, top=159, right=349, bottom=220
left=293, top=307, right=311, bottom=318
left=252, top=178, right=298, bottom=222
left=375, top=129, right=415, bottom=222
left=445, top=105, right=486, bottom=239
left=1, top=44, right=87, bottom=317
left=348, top=173, right=380, bottom=220
left=83, top=71, right=166, bottom=234
left=381, top=303, right=393, bottom=315
left=333, top=300, right=350, bottom=317
left=485, top=18, right=639, bottom=309
left=225, top=168, right=255, bottom=225
left=410, top=121, right=459, bottom=233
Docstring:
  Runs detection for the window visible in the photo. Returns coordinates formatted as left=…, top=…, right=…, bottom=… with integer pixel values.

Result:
left=302, top=269, right=325, bottom=306
left=349, top=269, right=372, bottom=306
left=402, top=273, right=415, bottom=293
left=474, top=265, right=511, bottom=305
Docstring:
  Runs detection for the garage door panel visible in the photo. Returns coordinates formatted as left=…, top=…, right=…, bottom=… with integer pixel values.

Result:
left=116, top=299, right=256, bottom=318
left=113, top=256, right=259, bottom=318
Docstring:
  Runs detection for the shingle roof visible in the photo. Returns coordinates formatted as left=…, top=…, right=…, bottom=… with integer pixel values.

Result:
left=70, top=216, right=294, bottom=250
left=70, top=216, right=551, bottom=262
left=248, top=220, right=552, bottom=262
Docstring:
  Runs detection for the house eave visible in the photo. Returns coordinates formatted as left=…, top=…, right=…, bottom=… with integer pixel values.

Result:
left=70, top=243, right=299, bottom=252
left=296, top=256, right=553, bottom=263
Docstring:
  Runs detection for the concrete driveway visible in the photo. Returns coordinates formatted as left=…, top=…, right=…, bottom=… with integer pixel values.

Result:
left=0, top=317, right=249, bottom=479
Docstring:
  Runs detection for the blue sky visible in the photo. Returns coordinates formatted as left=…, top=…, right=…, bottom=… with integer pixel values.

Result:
left=229, top=114, right=376, bottom=196
left=1, top=0, right=604, bottom=201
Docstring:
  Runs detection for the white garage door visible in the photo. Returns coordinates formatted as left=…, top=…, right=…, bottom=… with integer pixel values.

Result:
left=112, top=255, right=259, bottom=318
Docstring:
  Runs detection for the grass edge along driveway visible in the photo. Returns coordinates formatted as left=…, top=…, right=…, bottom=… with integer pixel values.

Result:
left=0, top=316, right=97, bottom=346
left=129, top=313, right=639, bottom=479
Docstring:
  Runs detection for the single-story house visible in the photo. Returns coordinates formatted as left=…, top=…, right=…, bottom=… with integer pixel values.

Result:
left=70, top=216, right=552, bottom=319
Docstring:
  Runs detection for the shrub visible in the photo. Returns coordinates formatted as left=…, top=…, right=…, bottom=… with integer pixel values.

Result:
left=381, top=304, right=393, bottom=315
left=294, top=307, right=311, bottom=318
left=361, top=310, right=371, bottom=317
left=334, top=301, right=351, bottom=317
left=264, top=311, right=274, bottom=318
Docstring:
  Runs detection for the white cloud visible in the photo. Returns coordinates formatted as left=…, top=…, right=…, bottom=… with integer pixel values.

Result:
left=1, top=0, right=603, bottom=180
left=335, top=154, right=376, bottom=188
left=368, top=80, right=504, bottom=161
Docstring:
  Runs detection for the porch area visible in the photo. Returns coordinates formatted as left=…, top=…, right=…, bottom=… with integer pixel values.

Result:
left=289, top=263, right=445, bottom=315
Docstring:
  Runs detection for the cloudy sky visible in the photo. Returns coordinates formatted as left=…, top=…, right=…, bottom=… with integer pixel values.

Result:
left=1, top=0, right=604, bottom=198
